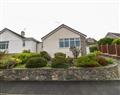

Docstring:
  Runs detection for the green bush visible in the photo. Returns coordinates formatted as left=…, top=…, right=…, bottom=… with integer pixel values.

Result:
left=22, top=50, right=31, bottom=53
left=75, top=52, right=113, bottom=67
left=13, top=53, right=40, bottom=64
left=112, top=38, right=120, bottom=45
left=66, top=57, right=74, bottom=66
left=54, top=52, right=66, bottom=58
left=0, top=51, right=7, bottom=59
left=106, top=58, right=114, bottom=64
left=40, top=51, right=51, bottom=61
left=98, top=38, right=114, bottom=45
left=0, top=56, right=21, bottom=69
left=87, top=53, right=96, bottom=60
left=26, top=57, right=47, bottom=68
left=51, top=56, right=69, bottom=68
left=89, top=45, right=98, bottom=52
left=75, top=56, right=100, bottom=67
left=93, top=51, right=102, bottom=56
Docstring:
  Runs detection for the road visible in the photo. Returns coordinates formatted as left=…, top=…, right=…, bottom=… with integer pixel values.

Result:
left=0, top=81, right=120, bottom=95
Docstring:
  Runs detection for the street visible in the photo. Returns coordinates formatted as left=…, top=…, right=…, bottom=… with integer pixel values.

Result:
left=0, top=81, right=120, bottom=95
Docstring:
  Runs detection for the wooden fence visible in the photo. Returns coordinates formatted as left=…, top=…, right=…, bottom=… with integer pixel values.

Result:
left=98, top=45, right=120, bottom=56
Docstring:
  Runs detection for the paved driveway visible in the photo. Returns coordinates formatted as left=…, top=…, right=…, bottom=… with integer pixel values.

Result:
left=0, top=81, right=120, bottom=95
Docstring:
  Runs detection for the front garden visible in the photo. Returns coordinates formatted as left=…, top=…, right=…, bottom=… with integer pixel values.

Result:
left=0, top=50, right=119, bottom=80
left=0, top=50, right=116, bottom=69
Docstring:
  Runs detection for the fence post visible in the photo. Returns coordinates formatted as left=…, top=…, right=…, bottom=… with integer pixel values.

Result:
left=115, top=44, right=117, bottom=56
left=101, top=45, right=103, bottom=53
left=106, top=44, right=109, bottom=54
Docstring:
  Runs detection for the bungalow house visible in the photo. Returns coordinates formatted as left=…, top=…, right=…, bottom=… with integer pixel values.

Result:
left=41, top=24, right=87, bottom=57
left=105, top=32, right=120, bottom=39
left=0, top=24, right=87, bottom=57
left=0, top=28, right=42, bottom=53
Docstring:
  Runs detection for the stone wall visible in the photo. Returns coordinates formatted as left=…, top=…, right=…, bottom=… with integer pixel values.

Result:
left=0, top=63, right=119, bottom=81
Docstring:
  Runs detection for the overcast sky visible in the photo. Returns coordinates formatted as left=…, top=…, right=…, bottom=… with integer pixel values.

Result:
left=0, top=0, right=119, bottom=41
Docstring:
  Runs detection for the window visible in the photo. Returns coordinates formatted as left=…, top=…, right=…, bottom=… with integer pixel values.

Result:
left=64, top=38, right=69, bottom=47
left=70, top=38, right=75, bottom=47
left=75, top=38, right=80, bottom=46
left=59, top=38, right=80, bottom=48
left=0, top=41, right=9, bottom=50
left=59, top=39, right=64, bottom=48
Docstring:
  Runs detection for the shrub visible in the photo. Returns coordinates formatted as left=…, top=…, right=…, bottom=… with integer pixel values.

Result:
left=0, top=51, right=7, bottom=59
left=54, top=52, right=66, bottom=58
left=89, top=45, right=98, bottom=52
left=87, top=53, right=96, bottom=60
left=22, top=50, right=31, bottom=53
left=0, top=58, right=18, bottom=69
left=75, top=56, right=100, bottom=67
left=51, top=56, right=69, bottom=68
left=26, top=57, right=47, bottom=68
left=96, top=57, right=108, bottom=66
left=98, top=38, right=114, bottom=45
left=66, top=57, right=74, bottom=66
left=40, top=51, right=51, bottom=61
left=13, top=53, right=40, bottom=64
left=106, top=58, right=114, bottom=64
left=112, top=38, right=120, bottom=45
left=93, top=51, right=102, bottom=56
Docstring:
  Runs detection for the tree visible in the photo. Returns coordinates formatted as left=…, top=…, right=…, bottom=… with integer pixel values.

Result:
left=112, top=38, right=120, bottom=45
left=98, top=38, right=114, bottom=45
left=70, top=46, right=81, bottom=58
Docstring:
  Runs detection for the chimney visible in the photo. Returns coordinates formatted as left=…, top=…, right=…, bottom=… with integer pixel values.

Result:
left=21, top=31, right=25, bottom=37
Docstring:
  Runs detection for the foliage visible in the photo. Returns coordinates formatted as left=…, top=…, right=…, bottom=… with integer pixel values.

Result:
left=112, top=38, right=120, bottom=45
left=40, top=51, right=51, bottom=61
left=89, top=45, right=98, bottom=52
left=0, top=51, right=7, bottom=59
left=22, top=50, right=31, bottom=53
left=96, top=57, right=108, bottom=66
left=26, top=57, right=47, bottom=68
left=98, top=38, right=114, bottom=45
left=75, top=56, right=100, bottom=67
left=75, top=52, right=113, bottom=67
left=93, top=51, right=102, bottom=56
left=13, top=53, right=40, bottom=64
left=0, top=56, right=20, bottom=69
left=51, top=56, right=69, bottom=68
left=54, top=52, right=66, bottom=58
left=66, top=57, right=74, bottom=66
left=70, top=46, right=80, bottom=58
left=106, top=58, right=114, bottom=64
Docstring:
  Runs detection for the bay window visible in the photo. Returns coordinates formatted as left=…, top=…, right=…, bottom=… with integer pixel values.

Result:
left=59, top=38, right=80, bottom=48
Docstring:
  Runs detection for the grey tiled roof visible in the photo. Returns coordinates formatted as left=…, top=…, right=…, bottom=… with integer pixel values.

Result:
left=108, top=32, right=120, bottom=37
left=0, top=28, right=40, bottom=43
left=41, top=24, right=87, bottom=40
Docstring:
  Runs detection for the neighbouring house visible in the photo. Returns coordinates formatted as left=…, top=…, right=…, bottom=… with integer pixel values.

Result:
left=86, top=37, right=97, bottom=45
left=105, top=32, right=120, bottom=39
left=41, top=24, right=87, bottom=57
left=0, top=28, right=42, bottom=53
left=86, top=37, right=97, bottom=54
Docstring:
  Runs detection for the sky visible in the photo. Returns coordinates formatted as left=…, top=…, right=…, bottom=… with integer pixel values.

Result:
left=0, top=0, right=119, bottom=41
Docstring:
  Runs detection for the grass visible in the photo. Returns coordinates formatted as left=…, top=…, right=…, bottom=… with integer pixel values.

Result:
left=14, top=64, right=26, bottom=68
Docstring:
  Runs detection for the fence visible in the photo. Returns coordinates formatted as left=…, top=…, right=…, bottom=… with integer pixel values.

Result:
left=98, top=45, right=120, bottom=56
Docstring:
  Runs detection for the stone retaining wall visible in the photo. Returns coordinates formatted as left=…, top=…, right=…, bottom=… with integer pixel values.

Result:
left=0, top=63, right=119, bottom=81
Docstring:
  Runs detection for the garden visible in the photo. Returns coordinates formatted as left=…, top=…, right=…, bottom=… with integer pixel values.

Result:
left=0, top=48, right=119, bottom=80
left=0, top=49, right=115, bottom=69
